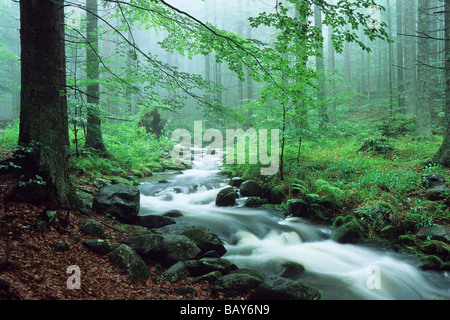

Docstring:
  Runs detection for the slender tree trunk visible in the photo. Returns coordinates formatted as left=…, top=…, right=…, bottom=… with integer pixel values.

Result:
left=396, top=0, right=406, bottom=112
left=327, top=3, right=336, bottom=125
left=416, top=0, right=433, bottom=138
left=85, top=0, right=106, bottom=151
left=404, top=0, right=417, bottom=114
left=433, top=0, right=450, bottom=166
left=18, top=0, right=78, bottom=208
left=387, top=0, right=394, bottom=116
left=315, top=3, right=327, bottom=126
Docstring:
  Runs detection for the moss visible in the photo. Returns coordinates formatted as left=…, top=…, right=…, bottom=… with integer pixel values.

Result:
left=333, top=216, right=367, bottom=244
left=419, top=240, right=450, bottom=262
left=420, top=255, right=444, bottom=271
left=397, top=234, right=416, bottom=247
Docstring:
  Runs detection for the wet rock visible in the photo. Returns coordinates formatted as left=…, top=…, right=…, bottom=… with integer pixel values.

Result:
left=280, top=261, right=305, bottom=279
left=416, top=225, right=450, bottom=243
left=229, top=177, right=245, bottom=187
left=269, top=186, right=287, bottom=204
left=425, top=185, right=450, bottom=201
left=230, top=268, right=266, bottom=281
left=83, top=239, right=116, bottom=255
left=213, top=273, right=263, bottom=297
left=150, top=235, right=201, bottom=266
left=136, top=214, right=176, bottom=229
left=176, top=286, right=197, bottom=298
left=93, top=184, right=140, bottom=224
left=120, top=233, right=164, bottom=255
left=110, top=244, right=150, bottom=282
left=156, top=261, right=190, bottom=283
left=181, top=226, right=227, bottom=257
left=333, top=216, right=367, bottom=244
left=184, top=258, right=237, bottom=276
left=239, top=180, right=261, bottom=197
left=250, top=276, right=321, bottom=300
left=419, top=255, right=444, bottom=271
left=215, top=186, right=238, bottom=207
left=79, top=219, right=105, bottom=238
left=244, top=197, right=268, bottom=208
left=422, top=173, right=446, bottom=188
left=163, top=210, right=183, bottom=218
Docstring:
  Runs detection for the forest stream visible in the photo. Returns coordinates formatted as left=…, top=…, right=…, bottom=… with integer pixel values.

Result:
left=137, top=148, right=450, bottom=300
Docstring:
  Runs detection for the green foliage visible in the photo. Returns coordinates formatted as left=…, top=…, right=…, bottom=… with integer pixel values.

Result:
left=0, top=120, right=19, bottom=149
left=68, top=121, right=173, bottom=179
left=379, top=113, right=417, bottom=138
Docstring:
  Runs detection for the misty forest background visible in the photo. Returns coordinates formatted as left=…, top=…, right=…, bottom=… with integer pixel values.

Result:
left=0, top=0, right=449, bottom=237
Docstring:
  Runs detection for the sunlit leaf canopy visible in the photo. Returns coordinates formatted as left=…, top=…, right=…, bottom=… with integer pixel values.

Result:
left=64, top=0, right=388, bottom=120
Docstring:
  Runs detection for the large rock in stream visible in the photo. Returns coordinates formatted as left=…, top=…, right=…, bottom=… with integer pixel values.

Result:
left=215, top=186, right=238, bottom=207
left=250, top=276, right=322, bottom=300
left=93, top=184, right=140, bottom=224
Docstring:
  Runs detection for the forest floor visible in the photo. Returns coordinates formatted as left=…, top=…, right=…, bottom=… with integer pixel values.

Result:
left=0, top=173, right=250, bottom=301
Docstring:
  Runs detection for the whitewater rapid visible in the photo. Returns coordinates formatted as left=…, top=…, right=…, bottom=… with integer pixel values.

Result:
left=138, top=149, right=450, bottom=300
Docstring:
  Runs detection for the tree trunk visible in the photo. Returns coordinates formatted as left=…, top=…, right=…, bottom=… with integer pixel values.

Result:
left=416, top=0, right=433, bottom=138
left=85, top=0, right=106, bottom=151
left=315, top=3, right=327, bottom=126
left=387, top=0, right=394, bottom=116
left=404, top=0, right=417, bottom=114
left=396, top=0, right=406, bottom=112
left=432, top=0, right=450, bottom=166
left=18, top=0, right=78, bottom=208
left=327, top=2, right=336, bottom=125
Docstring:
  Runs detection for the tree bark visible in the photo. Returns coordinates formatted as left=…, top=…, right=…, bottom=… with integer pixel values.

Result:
left=85, top=0, right=106, bottom=151
left=396, top=0, right=406, bottom=112
left=315, top=3, right=327, bottom=126
left=404, top=0, right=417, bottom=114
left=18, top=0, right=78, bottom=208
left=327, top=1, right=336, bottom=125
left=416, top=0, right=433, bottom=138
left=432, top=0, right=450, bottom=166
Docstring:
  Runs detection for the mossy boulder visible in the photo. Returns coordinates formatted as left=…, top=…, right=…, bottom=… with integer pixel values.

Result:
left=120, top=233, right=164, bottom=255
left=239, top=180, right=261, bottom=197
left=216, top=186, right=238, bottom=207
left=79, top=219, right=105, bottom=238
left=245, top=196, right=268, bottom=208
left=419, top=255, right=444, bottom=271
left=184, top=258, right=237, bottom=276
left=213, top=273, right=263, bottom=297
left=83, top=239, right=116, bottom=255
left=250, top=276, right=321, bottom=300
left=280, top=261, right=306, bottom=279
left=110, top=244, right=150, bottom=282
left=181, top=226, right=227, bottom=257
left=149, top=234, right=201, bottom=266
left=332, top=216, right=367, bottom=244
left=93, top=184, right=140, bottom=224
left=419, top=240, right=450, bottom=262
left=268, top=186, right=287, bottom=204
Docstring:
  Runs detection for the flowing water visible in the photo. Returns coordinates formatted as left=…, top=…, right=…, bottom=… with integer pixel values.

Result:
left=138, top=148, right=450, bottom=300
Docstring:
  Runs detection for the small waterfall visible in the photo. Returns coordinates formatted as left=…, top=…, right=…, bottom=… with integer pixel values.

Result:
left=138, top=148, right=450, bottom=300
